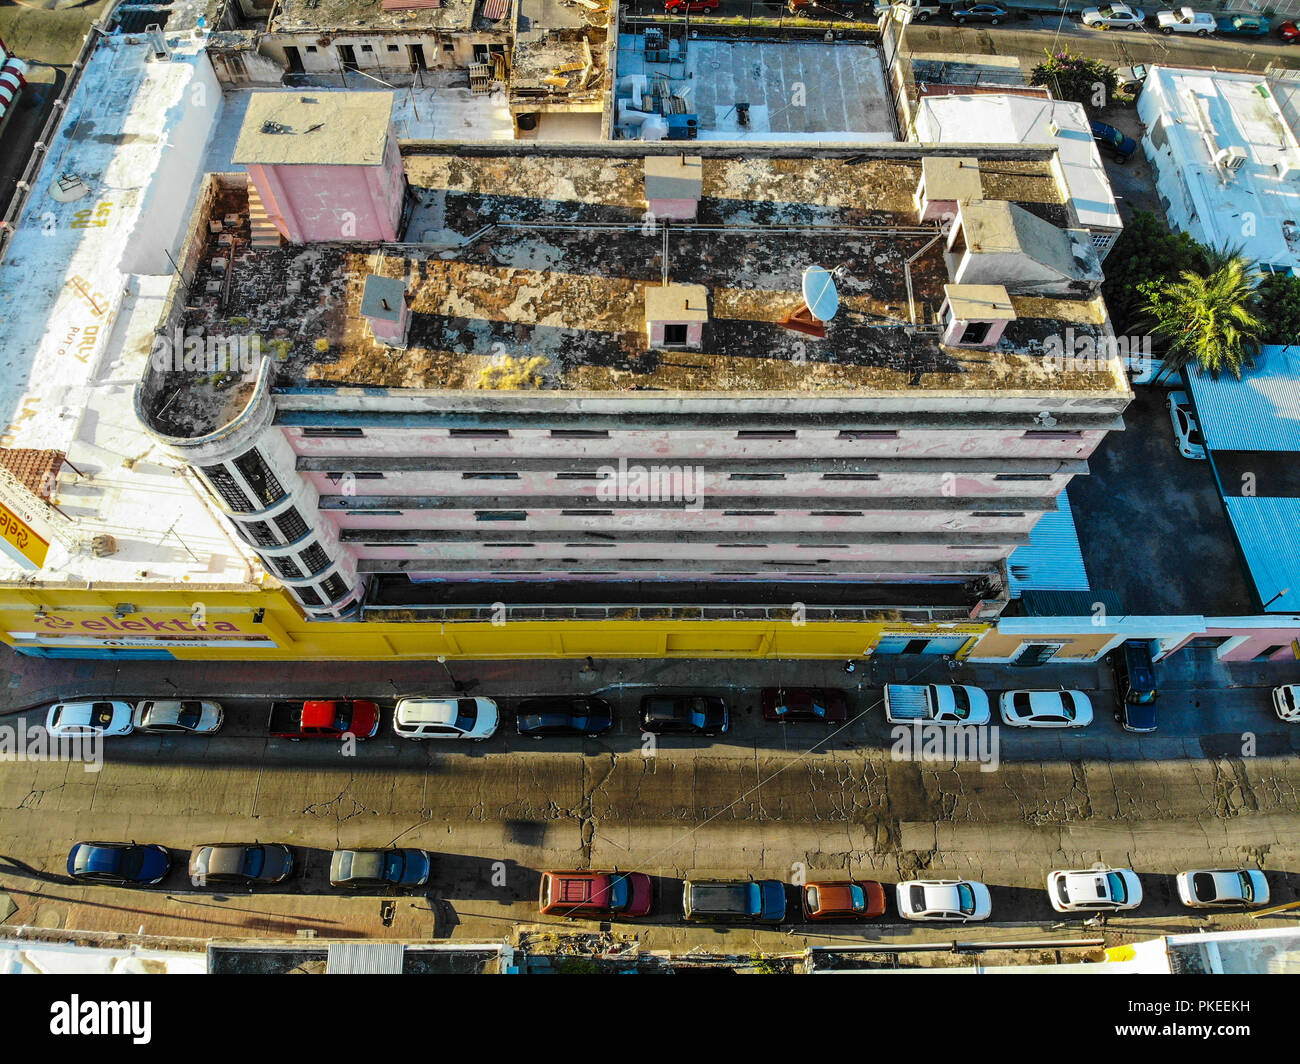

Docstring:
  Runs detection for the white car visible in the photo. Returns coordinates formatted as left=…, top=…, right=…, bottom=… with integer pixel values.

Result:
left=1273, top=684, right=1300, bottom=723
left=1048, top=867, right=1142, bottom=912
left=1167, top=391, right=1207, bottom=459
left=133, top=699, right=224, bottom=734
left=392, top=696, right=498, bottom=740
left=1156, top=6, right=1215, bottom=34
left=999, top=689, right=1093, bottom=728
left=1176, top=868, right=1269, bottom=909
left=45, top=700, right=134, bottom=738
left=895, top=878, right=992, bottom=922
left=1082, top=3, right=1146, bottom=27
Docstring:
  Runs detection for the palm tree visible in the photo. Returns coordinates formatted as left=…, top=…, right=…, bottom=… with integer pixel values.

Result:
left=1143, top=253, right=1262, bottom=381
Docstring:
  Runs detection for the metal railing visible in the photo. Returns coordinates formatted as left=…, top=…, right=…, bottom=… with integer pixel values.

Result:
left=361, top=601, right=976, bottom=623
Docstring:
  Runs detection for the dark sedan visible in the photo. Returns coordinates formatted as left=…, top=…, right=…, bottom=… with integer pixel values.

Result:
left=761, top=686, right=849, bottom=723
left=515, top=696, right=614, bottom=738
left=67, top=841, right=171, bottom=885
left=640, top=694, right=729, bottom=736
left=950, top=2, right=1010, bottom=23
left=188, top=843, right=294, bottom=886
left=330, top=848, right=432, bottom=889
left=1090, top=121, right=1138, bottom=163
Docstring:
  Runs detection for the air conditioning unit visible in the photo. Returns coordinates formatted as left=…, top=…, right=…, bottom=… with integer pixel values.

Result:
left=1216, top=145, right=1248, bottom=172
left=1276, top=160, right=1300, bottom=184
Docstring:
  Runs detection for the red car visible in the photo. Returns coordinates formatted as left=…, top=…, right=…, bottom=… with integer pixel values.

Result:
left=267, top=699, right=380, bottom=740
left=539, top=870, right=653, bottom=918
left=664, top=0, right=719, bottom=11
left=803, top=879, right=887, bottom=920
left=1282, top=20, right=1300, bottom=42
left=761, top=686, right=849, bottom=723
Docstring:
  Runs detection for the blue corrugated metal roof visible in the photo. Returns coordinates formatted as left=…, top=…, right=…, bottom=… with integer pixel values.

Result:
left=1007, top=493, right=1090, bottom=597
left=1221, top=497, right=1300, bottom=613
left=1184, top=346, right=1300, bottom=452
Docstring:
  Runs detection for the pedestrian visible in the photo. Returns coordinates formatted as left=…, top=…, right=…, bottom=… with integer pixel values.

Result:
left=843, top=660, right=856, bottom=674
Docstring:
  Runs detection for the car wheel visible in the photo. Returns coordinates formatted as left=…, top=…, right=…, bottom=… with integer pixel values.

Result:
left=1161, top=26, right=1172, bottom=34
left=990, top=16, right=998, bottom=23
left=1197, top=28, right=1208, bottom=36
left=918, top=10, right=930, bottom=19
left=956, top=15, right=966, bottom=22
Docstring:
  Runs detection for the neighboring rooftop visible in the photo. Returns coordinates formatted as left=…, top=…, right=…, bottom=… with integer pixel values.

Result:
left=137, top=147, right=1127, bottom=440
left=270, top=0, right=492, bottom=33
left=233, top=93, right=395, bottom=167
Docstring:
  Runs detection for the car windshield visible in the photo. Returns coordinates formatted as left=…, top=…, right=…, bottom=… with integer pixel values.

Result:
left=850, top=884, right=867, bottom=909
left=118, top=847, right=145, bottom=877
left=1238, top=872, right=1254, bottom=902
left=608, top=876, right=631, bottom=911
left=956, top=883, right=975, bottom=912
left=952, top=687, right=971, bottom=718
left=92, top=703, right=115, bottom=726
left=1106, top=872, right=1128, bottom=904
left=242, top=848, right=265, bottom=878
left=176, top=704, right=203, bottom=728
left=384, top=852, right=403, bottom=881
left=747, top=882, right=762, bottom=914
left=455, top=701, right=478, bottom=732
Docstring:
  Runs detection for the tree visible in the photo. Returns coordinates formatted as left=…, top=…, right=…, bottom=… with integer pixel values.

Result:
left=1029, top=49, right=1118, bottom=109
left=1255, top=272, right=1300, bottom=346
left=1142, top=255, right=1262, bottom=380
left=1101, top=212, right=1207, bottom=333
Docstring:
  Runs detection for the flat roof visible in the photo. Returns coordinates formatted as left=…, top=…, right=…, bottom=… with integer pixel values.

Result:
left=233, top=92, right=394, bottom=167
left=921, top=156, right=982, bottom=202
left=916, top=95, right=1122, bottom=232
left=137, top=149, right=1125, bottom=440
left=271, top=0, right=488, bottom=32
left=943, top=284, right=1015, bottom=320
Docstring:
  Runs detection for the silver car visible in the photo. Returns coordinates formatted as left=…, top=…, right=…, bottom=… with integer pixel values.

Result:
left=133, top=699, right=224, bottom=734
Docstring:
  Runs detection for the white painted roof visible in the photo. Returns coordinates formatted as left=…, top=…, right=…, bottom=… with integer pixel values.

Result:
left=1137, top=66, right=1300, bottom=271
left=915, top=94, right=1122, bottom=233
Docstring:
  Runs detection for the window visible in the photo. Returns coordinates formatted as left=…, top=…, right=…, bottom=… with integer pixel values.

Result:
left=811, top=510, right=862, bottom=516
left=484, top=542, right=535, bottom=548
left=551, top=429, right=609, bottom=439
left=299, top=543, right=331, bottom=575
left=360, top=44, right=373, bottom=51
left=568, top=542, right=615, bottom=548
left=233, top=450, right=286, bottom=507
left=319, top=574, right=350, bottom=602
left=1023, top=430, right=1083, bottom=440
left=301, top=427, right=363, bottom=438
left=305, top=45, right=318, bottom=53
left=327, top=472, right=384, bottom=481
left=729, top=473, right=786, bottom=481
left=462, top=472, right=520, bottom=480
left=274, top=508, right=310, bottom=542
left=238, top=520, right=279, bottom=548
left=443, top=42, right=455, bottom=51
left=387, top=44, right=400, bottom=52
left=364, top=542, right=415, bottom=547
left=737, top=430, right=796, bottom=440
left=823, top=473, right=879, bottom=481
left=346, top=510, right=401, bottom=516
left=268, top=554, right=303, bottom=580
left=450, top=429, right=510, bottom=439
left=718, top=543, right=759, bottom=548
left=562, top=509, right=613, bottom=516
left=201, top=464, right=253, bottom=512
left=958, top=321, right=991, bottom=345
left=995, top=474, right=1052, bottom=482
left=972, top=510, right=1025, bottom=518
left=555, top=472, right=600, bottom=480
left=295, top=586, right=324, bottom=607
left=838, top=430, right=897, bottom=440
left=662, top=324, right=688, bottom=345
left=1013, top=643, right=1063, bottom=666
left=475, top=511, right=526, bottom=521
left=724, top=510, right=775, bottom=516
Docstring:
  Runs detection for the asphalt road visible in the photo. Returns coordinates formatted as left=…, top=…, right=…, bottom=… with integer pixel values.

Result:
left=2, top=679, right=1299, bottom=951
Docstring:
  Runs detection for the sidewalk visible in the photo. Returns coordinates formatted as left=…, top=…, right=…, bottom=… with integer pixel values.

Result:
left=2, top=641, right=1295, bottom=714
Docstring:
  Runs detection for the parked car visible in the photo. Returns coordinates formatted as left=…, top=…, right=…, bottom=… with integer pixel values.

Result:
left=1090, top=121, right=1138, bottom=164
left=539, top=870, right=654, bottom=918
left=884, top=683, right=991, bottom=725
left=329, top=848, right=432, bottom=888
left=67, top=841, right=170, bottom=886
left=1217, top=13, right=1270, bottom=36
left=896, top=878, right=991, bottom=921
left=872, top=0, right=944, bottom=22
left=802, top=879, right=887, bottom=920
left=267, top=700, right=379, bottom=741
left=664, top=0, right=718, bottom=11
left=515, top=696, right=613, bottom=738
left=999, top=689, right=1094, bottom=728
left=640, top=694, right=729, bottom=736
left=682, top=879, right=786, bottom=923
left=1109, top=640, right=1158, bottom=732
left=1176, top=868, right=1269, bottom=909
left=188, top=843, right=293, bottom=886
left=1082, top=3, right=1146, bottom=28
left=133, top=699, right=223, bottom=734
left=950, top=2, right=1010, bottom=23
left=46, top=700, right=134, bottom=738
left=1167, top=391, right=1207, bottom=459
left=1048, top=867, right=1142, bottom=912
left=1156, top=7, right=1216, bottom=35
left=392, top=696, right=498, bottom=740
left=761, top=686, right=849, bottom=724
left=1280, top=20, right=1300, bottom=42
left=1273, top=684, right=1300, bottom=723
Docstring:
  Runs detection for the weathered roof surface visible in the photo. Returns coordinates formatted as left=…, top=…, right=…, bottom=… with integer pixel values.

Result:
left=233, top=92, right=394, bottom=167
left=361, top=275, right=408, bottom=322
left=645, top=283, right=708, bottom=323
left=921, top=156, right=982, bottom=202
left=944, top=284, right=1015, bottom=321
left=272, top=0, right=486, bottom=32
left=644, top=155, right=704, bottom=201
left=960, top=198, right=1102, bottom=282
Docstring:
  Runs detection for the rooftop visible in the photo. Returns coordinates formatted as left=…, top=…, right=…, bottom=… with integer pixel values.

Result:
left=270, top=0, right=494, bottom=33
left=232, top=93, right=395, bottom=167
left=137, top=146, right=1126, bottom=441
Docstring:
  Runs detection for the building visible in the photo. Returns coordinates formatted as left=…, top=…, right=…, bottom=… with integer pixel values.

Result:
left=914, top=93, right=1123, bottom=259
left=1139, top=66, right=1300, bottom=273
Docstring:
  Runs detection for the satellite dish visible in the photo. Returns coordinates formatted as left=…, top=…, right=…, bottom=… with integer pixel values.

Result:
left=802, top=265, right=840, bottom=322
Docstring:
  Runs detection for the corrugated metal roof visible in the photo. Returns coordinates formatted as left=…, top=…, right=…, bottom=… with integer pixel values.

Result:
left=1019, top=589, right=1121, bottom=617
left=1222, top=497, right=1300, bottom=612
left=1185, top=346, right=1300, bottom=452
left=1007, top=492, right=1091, bottom=597
left=326, top=942, right=404, bottom=974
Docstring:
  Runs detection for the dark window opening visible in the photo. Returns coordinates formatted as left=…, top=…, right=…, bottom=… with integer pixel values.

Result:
left=274, top=508, right=310, bottom=542
left=268, top=554, right=303, bottom=580
left=838, top=430, right=898, bottom=440
left=737, top=430, right=796, bottom=440
left=562, top=509, right=613, bottom=516
left=239, top=520, right=279, bottom=548
left=301, top=427, right=364, bottom=438
left=346, top=509, right=401, bottom=516
left=555, top=472, right=600, bottom=480
left=450, top=429, right=510, bottom=439
left=823, top=473, right=880, bottom=481
left=201, top=464, right=253, bottom=513
left=662, top=323, right=688, bottom=345
left=811, top=510, right=863, bottom=516
left=959, top=320, right=992, bottom=345
left=1023, top=430, right=1084, bottom=439
left=295, top=586, right=324, bottom=607
left=319, top=574, right=350, bottom=602
left=551, top=430, right=610, bottom=439
left=995, top=474, right=1053, bottom=482
left=724, top=510, right=775, bottom=516
left=475, top=511, right=527, bottom=521
left=462, top=472, right=520, bottom=480
left=972, top=510, right=1025, bottom=517
left=729, top=473, right=786, bottom=481
left=233, top=450, right=285, bottom=507
left=326, top=471, right=384, bottom=481
left=300, top=543, right=331, bottom=575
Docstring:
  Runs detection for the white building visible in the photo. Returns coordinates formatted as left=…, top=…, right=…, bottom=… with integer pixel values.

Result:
left=914, top=93, right=1123, bottom=258
left=1139, top=66, right=1300, bottom=272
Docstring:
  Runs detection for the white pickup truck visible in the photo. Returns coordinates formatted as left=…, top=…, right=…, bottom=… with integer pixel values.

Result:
left=883, top=684, right=991, bottom=725
left=1156, top=7, right=1216, bottom=34
left=872, top=0, right=944, bottom=21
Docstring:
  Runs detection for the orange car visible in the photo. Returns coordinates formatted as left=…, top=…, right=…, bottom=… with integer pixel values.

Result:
left=802, top=879, right=887, bottom=920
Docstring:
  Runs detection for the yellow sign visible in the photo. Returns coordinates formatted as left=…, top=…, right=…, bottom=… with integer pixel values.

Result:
left=0, top=500, right=49, bottom=570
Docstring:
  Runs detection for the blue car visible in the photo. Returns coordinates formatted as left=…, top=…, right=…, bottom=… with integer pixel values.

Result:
left=515, top=696, right=614, bottom=738
left=1090, top=121, right=1138, bottom=164
left=67, top=841, right=171, bottom=885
